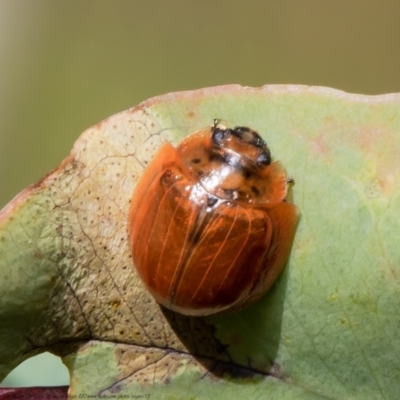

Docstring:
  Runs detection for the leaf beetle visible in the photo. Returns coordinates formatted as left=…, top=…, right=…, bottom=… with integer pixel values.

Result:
left=128, top=120, right=299, bottom=316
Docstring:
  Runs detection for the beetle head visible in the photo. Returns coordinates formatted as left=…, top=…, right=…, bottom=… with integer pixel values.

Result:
left=211, top=119, right=271, bottom=169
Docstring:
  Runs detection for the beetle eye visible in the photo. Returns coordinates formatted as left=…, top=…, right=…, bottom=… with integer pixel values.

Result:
left=211, top=127, right=226, bottom=145
left=257, top=151, right=271, bottom=167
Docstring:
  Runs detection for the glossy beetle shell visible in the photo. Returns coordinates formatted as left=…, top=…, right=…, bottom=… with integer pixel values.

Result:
left=128, top=121, right=299, bottom=316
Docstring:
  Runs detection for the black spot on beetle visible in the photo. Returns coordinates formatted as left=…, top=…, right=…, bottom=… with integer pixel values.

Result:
left=257, top=151, right=271, bottom=167
left=209, top=153, right=227, bottom=163
left=251, top=186, right=260, bottom=196
left=243, top=169, right=252, bottom=179
left=207, top=196, right=218, bottom=207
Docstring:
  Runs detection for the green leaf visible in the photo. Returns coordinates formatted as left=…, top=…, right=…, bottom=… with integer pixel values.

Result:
left=1, top=85, right=399, bottom=399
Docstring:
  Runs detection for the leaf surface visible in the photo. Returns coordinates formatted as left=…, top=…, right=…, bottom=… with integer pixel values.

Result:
left=1, top=85, right=399, bottom=399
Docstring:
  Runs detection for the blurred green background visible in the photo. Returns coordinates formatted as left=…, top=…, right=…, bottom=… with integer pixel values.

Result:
left=1, top=0, right=400, bottom=387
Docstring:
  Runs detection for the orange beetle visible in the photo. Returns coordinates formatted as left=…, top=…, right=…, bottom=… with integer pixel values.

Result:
left=128, top=120, right=299, bottom=316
